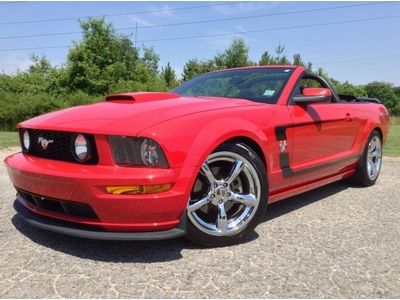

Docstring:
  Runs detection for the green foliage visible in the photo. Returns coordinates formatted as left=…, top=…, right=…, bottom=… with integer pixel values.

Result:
left=292, top=54, right=305, bottom=67
left=182, top=59, right=216, bottom=81
left=384, top=116, right=400, bottom=156
left=259, top=51, right=273, bottom=66
left=335, top=81, right=368, bottom=97
left=161, top=62, right=178, bottom=89
left=365, top=82, right=400, bottom=115
left=214, top=38, right=253, bottom=69
left=273, top=45, right=290, bottom=65
left=65, top=18, right=140, bottom=95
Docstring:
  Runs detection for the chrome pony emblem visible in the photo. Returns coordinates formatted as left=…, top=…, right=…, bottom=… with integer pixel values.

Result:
left=279, top=140, right=288, bottom=153
left=37, top=137, right=54, bottom=150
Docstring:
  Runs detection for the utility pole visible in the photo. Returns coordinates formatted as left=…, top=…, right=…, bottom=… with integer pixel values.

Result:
left=134, top=22, right=138, bottom=47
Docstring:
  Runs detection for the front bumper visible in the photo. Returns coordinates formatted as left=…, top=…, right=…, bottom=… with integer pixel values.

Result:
left=5, top=152, right=197, bottom=234
left=14, top=199, right=186, bottom=240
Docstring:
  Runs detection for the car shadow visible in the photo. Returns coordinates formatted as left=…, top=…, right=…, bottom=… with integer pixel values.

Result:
left=12, top=181, right=349, bottom=263
left=263, top=181, right=349, bottom=222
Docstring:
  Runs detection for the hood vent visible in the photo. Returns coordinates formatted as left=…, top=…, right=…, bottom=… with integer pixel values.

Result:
left=105, top=94, right=136, bottom=101
left=105, top=92, right=180, bottom=102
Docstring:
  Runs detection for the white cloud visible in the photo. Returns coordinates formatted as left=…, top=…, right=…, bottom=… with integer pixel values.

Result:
left=149, top=4, right=185, bottom=21
left=124, top=15, right=156, bottom=27
left=0, top=53, right=32, bottom=74
left=212, top=2, right=280, bottom=15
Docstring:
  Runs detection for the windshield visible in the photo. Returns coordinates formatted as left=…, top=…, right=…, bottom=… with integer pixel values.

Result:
left=172, top=67, right=294, bottom=104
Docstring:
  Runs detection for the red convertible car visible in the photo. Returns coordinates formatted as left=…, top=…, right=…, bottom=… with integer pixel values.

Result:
left=5, top=66, right=390, bottom=246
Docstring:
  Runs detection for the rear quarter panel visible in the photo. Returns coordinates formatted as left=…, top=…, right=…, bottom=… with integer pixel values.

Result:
left=349, top=103, right=389, bottom=154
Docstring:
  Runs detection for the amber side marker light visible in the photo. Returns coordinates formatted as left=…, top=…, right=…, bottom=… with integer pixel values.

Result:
left=106, top=184, right=172, bottom=195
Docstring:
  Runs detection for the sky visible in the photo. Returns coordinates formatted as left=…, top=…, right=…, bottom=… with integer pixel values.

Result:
left=0, top=1, right=399, bottom=85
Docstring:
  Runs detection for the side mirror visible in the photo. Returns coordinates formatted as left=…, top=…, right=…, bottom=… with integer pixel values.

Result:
left=293, top=88, right=332, bottom=105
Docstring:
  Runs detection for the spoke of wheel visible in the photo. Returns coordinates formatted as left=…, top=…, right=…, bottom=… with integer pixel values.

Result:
left=230, top=193, right=257, bottom=207
left=369, top=140, right=375, bottom=152
left=217, top=203, right=228, bottom=231
left=371, top=150, right=379, bottom=158
left=226, top=160, right=244, bottom=184
left=188, top=196, right=209, bottom=212
left=201, top=162, right=216, bottom=185
left=371, top=163, right=378, bottom=177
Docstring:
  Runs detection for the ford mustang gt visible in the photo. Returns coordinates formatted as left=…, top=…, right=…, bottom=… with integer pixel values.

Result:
left=4, top=66, right=390, bottom=246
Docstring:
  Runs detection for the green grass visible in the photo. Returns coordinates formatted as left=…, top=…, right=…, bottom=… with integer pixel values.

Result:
left=384, top=116, right=400, bottom=157
left=0, top=118, right=399, bottom=156
left=0, top=131, right=19, bottom=148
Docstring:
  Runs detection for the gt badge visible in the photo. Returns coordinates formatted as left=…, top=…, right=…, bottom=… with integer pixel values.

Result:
left=38, top=137, right=54, bottom=150
left=279, top=140, right=288, bottom=153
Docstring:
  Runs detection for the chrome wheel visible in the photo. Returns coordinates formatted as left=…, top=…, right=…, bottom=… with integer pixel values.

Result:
left=187, top=151, right=261, bottom=237
left=367, top=135, right=382, bottom=180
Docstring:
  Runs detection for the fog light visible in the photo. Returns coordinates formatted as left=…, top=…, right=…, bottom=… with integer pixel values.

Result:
left=106, top=184, right=172, bottom=195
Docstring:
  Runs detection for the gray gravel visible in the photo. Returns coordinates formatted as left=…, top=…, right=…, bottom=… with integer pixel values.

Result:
left=1, top=147, right=399, bottom=298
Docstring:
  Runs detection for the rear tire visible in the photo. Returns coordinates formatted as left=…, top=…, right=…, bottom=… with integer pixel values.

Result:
left=348, top=130, right=382, bottom=187
left=185, top=143, right=268, bottom=247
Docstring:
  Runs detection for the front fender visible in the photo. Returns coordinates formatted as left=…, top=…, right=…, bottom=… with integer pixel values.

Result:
left=138, top=110, right=272, bottom=196
left=182, top=116, right=269, bottom=168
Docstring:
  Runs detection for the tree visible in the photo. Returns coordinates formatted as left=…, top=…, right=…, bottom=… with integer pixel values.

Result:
left=365, top=82, right=400, bottom=115
left=273, top=45, right=290, bottom=65
left=161, top=62, right=178, bottom=89
left=142, top=46, right=160, bottom=75
left=65, top=18, right=139, bottom=95
left=335, top=81, right=368, bottom=97
left=182, top=59, right=216, bottom=81
left=292, top=53, right=305, bottom=66
left=305, top=62, right=313, bottom=72
left=259, top=51, right=273, bottom=65
left=214, top=38, right=252, bottom=69
left=28, top=55, right=53, bottom=76
left=182, top=59, right=203, bottom=81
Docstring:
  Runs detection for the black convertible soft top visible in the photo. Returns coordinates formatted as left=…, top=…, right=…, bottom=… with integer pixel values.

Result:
left=338, top=94, right=381, bottom=104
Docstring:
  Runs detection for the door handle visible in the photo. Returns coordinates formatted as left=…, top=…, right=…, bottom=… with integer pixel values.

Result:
left=345, top=113, right=352, bottom=122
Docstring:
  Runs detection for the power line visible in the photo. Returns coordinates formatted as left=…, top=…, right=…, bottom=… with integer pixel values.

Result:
left=0, top=45, right=69, bottom=52
left=0, top=2, right=397, bottom=40
left=136, top=2, right=397, bottom=29
left=1, top=15, right=399, bottom=52
left=314, top=55, right=400, bottom=65
left=0, top=2, right=236, bottom=26
left=138, top=15, right=400, bottom=43
left=0, top=1, right=28, bottom=5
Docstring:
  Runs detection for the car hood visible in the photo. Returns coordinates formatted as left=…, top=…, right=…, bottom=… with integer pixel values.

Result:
left=19, top=93, right=259, bottom=135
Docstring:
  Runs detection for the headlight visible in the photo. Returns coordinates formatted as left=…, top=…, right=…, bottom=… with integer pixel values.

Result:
left=21, top=129, right=30, bottom=151
left=108, top=136, right=169, bottom=168
left=73, top=134, right=90, bottom=162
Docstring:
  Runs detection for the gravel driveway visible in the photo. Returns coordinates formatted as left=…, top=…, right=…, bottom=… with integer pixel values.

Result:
left=0, top=147, right=399, bottom=298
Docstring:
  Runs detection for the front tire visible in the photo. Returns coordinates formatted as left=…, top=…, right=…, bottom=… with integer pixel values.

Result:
left=185, top=143, right=268, bottom=247
left=348, top=130, right=383, bottom=187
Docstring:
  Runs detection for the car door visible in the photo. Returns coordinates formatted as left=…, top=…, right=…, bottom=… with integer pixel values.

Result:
left=286, top=75, right=360, bottom=186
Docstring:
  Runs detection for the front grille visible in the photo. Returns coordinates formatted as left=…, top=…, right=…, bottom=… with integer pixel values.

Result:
left=21, top=129, right=98, bottom=164
left=17, top=188, right=98, bottom=220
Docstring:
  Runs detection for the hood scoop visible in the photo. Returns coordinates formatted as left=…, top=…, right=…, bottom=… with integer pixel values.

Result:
left=105, top=92, right=180, bottom=102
